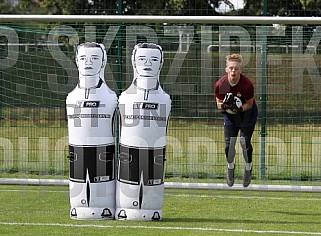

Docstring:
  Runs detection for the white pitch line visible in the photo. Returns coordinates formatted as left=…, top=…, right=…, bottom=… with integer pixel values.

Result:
left=0, top=189, right=68, bottom=193
left=165, top=193, right=321, bottom=201
left=2, top=178, right=321, bottom=193
left=0, top=222, right=321, bottom=235
left=1, top=189, right=321, bottom=201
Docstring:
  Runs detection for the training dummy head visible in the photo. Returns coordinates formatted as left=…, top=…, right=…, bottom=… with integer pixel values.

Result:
left=131, top=43, right=163, bottom=90
left=76, top=42, right=107, bottom=88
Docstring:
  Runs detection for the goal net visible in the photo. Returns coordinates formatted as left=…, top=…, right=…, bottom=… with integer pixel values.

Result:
left=0, top=15, right=320, bottom=181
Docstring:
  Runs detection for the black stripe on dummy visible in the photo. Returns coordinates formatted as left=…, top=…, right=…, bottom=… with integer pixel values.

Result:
left=69, top=145, right=115, bottom=183
left=117, top=145, right=166, bottom=186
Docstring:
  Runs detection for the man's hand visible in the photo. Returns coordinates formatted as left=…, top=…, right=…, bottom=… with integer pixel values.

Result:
left=221, top=103, right=231, bottom=110
left=221, top=93, right=243, bottom=114
left=229, top=103, right=243, bottom=114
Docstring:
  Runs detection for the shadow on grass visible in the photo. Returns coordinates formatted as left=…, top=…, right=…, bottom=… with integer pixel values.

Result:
left=269, top=210, right=321, bottom=216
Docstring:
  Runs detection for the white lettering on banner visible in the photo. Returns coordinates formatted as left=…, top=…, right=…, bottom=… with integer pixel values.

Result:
left=0, top=136, right=320, bottom=178
left=0, top=25, right=317, bottom=96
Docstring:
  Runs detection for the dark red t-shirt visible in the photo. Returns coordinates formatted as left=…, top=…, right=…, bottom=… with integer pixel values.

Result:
left=215, top=74, right=256, bottom=104
left=215, top=74, right=258, bottom=126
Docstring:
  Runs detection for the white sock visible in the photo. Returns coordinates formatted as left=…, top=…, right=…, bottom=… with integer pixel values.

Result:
left=245, top=162, right=252, bottom=171
left=227, top=163, right=235, bottom=169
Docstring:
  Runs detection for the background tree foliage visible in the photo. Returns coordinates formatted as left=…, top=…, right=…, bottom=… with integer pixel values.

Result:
left=16, top=0, right=321, bottom=16
left=0, top=0, right=14, bottom=14
left=16, top=0, right=233, bottom=15
left=241, top=0, right=321, bottom=16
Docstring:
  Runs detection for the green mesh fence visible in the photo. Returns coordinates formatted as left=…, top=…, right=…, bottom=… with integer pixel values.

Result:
left=0, top=5, right=321, bottom=182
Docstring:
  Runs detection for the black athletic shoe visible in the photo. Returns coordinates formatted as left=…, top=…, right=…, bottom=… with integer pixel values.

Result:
left=226, top=167, right=235, bottom=187
left=243, top=167, right=252, bottom=187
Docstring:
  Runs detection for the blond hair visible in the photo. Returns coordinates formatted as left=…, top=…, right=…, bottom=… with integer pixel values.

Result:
left=226, top=54, right=243, bottom=65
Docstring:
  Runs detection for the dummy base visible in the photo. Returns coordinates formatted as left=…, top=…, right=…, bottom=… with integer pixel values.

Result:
left=70, top=207, right=115, bottom=220
left=115, top=208, right=162, bottom=221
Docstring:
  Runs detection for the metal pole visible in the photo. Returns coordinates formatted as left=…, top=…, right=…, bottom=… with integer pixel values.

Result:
left=0, top=41, right=4, bottom=121
left=116, top=0, right=123, bottom=94
left=260, top=0, right=268, bottom=180
left=115, top=0, right=123, bottom=164
left=0, top=15, right=321, bottom=24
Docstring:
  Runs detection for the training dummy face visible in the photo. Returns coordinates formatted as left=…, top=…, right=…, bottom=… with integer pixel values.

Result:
left=132, top=44, right=163, bottom=78
left=76, top=43, right=105, bottom=77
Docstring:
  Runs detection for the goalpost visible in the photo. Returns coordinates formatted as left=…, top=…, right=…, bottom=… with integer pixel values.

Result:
left=0, top=15, right=321, bottom=189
